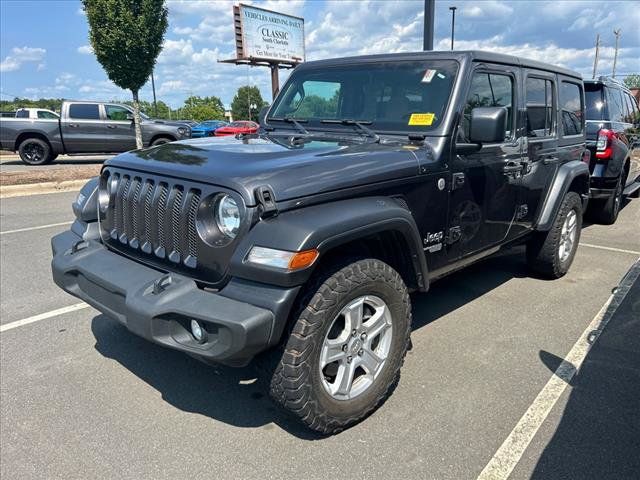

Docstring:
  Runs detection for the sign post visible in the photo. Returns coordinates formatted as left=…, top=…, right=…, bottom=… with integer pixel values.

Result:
left=219, top=4, right=305, bottom=100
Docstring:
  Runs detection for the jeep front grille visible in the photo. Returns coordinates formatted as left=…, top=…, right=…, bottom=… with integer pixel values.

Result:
left=103, top=171, right=201, bottom=268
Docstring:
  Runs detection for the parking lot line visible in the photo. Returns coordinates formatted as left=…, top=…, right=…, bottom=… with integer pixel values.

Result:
left=0, top=303, right=89, bottom=333
left=579, top=243, right=640, bottom=256
left=0, top=221, right=72, bottom=235
left=476, top=261, right=640, bottom=480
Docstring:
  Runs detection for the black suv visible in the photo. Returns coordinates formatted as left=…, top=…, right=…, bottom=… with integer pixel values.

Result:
left=52, top=51, right=590, bottom=434
left=584, top=77, right=640, bottom=224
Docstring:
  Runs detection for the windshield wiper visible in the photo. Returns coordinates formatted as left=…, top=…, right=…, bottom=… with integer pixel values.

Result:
left=320, top=119, right=380, bottom=143
left=268, top=117, right=309, bottom=135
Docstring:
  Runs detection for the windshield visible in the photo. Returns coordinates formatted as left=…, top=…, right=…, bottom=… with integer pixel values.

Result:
left=269, top=60, right=458, bottom=133
left=585, top=84, right=604, bottom=121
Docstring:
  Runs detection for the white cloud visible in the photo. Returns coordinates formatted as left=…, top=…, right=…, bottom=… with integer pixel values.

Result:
left=0, top=46, right=46, bottom=72
left=77, top=45, right=93, bottom=55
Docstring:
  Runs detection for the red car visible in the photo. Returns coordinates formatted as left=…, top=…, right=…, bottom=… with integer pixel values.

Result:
left=214, top=120, right=259, bottom=136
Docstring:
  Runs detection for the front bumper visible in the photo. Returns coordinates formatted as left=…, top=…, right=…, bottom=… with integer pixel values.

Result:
left=51, top=231, right=276, bottom=366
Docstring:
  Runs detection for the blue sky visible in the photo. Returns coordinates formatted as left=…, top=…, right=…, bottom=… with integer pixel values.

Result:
left=1, top=0, right=639, bottom=110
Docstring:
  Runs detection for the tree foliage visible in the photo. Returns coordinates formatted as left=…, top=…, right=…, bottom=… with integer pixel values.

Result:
left=121, top=99, right=171, bottom=119
left=231, top=85, right=267, bottom=122
left=180, top=95, right=225, bottom=122
left=623, top=74, right=640, bottom=89
left=0, top=98, right=64, bottom=113
left=82, top=0, right=168, bottom=148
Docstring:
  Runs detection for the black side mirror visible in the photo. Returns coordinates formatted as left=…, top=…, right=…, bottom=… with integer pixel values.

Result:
left=469, top=106, right=507, bottom=143
left=258, top=106, right=269, bottom=125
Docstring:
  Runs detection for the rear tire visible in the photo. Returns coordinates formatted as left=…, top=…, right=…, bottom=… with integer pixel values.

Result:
left=588, top=174, right=624, bottom=225
left=18, top=138, right=53, bottom=165
left=527, top=191, right=582, bottom=279
left=269, top=258, right=411, bottom=434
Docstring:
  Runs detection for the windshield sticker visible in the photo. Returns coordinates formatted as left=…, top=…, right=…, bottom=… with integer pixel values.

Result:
left=437, top=72, right=446, bottom=79
left=408, top=113, right=435, bottom=126
left=421, top=69, right=437, bottom=83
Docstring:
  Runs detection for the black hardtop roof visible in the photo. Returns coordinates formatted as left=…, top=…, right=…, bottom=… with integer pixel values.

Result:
left=584, top=76, right=632, bottom=92
left=299, top=50, right=582, bottom=80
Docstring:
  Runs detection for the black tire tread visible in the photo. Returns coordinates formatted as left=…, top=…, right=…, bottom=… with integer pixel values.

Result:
left=527, top=191, right=582, bottom=279
left=269, top=258, right=411, bottom=434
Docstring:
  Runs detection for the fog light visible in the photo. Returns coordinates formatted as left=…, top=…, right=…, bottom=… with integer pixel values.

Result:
left=190, top=319, right=205, bottom=343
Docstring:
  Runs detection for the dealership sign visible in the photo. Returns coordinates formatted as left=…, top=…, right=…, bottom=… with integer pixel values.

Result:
left=234, top=4, right=305, bottom=64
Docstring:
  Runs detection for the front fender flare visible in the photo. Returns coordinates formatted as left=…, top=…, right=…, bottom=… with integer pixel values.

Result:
left=229, top=196, right=428, bottom=290
left=535, top=160, right=589, bottom=231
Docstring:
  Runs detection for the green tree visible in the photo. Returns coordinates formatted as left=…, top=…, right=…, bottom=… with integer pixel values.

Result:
left=0, top=97, right=64, bottom=113
left=231, top=85, right=267, bottom=122
left=180, top=95, right=225, bottom=122
left=623, top=74, right=640, bottom=89
left=82, top=0, right=168, bottom=149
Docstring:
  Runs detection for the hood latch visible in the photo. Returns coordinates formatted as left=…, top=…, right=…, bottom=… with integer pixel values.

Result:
left=255, top=185, right=278, bottom=218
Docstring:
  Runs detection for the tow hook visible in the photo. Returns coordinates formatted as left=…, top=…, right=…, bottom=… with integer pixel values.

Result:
left=152, top=274, right=172, bottom=294
left=71, top=240, right=89, bottom=254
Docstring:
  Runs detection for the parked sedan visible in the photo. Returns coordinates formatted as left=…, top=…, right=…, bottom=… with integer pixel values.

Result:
left=191, top=120, right=229, bottom=138
left=214, top=120, right=259, bottom=136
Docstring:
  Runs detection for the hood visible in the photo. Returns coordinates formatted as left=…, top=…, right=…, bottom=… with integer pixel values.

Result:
left=105, top=135, right=420, bottom=206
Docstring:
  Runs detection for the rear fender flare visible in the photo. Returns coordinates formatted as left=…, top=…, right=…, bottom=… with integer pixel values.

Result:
left=535, top=160, right=589, bottom=231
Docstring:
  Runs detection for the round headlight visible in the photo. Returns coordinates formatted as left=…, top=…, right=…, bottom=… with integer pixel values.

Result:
left=215, top=194, right=240, bottom=238
left=178, top=127, right=187, bottom=136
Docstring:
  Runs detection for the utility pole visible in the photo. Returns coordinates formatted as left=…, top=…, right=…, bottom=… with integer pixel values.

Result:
left=423, top=0, right=435, bottom=50
left=449, top=6, right=457, bottom=50
left=592, top=34, right=600, bottom=79
left=612, top=29, right=621, bottom=78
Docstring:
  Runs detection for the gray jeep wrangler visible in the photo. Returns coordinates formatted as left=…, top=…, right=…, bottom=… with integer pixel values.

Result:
left=52, top=51, right=590, bottom=434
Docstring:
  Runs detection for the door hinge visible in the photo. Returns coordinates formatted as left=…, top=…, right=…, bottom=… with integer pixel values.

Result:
left=255, top=185, right=278, bottom=218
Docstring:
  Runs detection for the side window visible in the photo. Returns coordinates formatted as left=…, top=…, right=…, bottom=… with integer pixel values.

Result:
left=37, top=110, right=58, bottom=119
left=559, top=81, right=583, bottom=136
left=464, top=72, right=514, bottom=140
left=623, top=93, right=635, bottom=123
left=15, top=109, right=29, bottom=118
left=526, top=77, right=554, bottom=137
left=68, top=103, right=100, bottom=120
left=606, top=88, right=625, bottom=122
left=105, top=104, right=131, bottom=121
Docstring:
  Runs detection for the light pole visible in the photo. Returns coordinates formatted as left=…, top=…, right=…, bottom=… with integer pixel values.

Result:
left=449, top=6, right=457, bottom=50
left=423, top=0, right=435, bottom=51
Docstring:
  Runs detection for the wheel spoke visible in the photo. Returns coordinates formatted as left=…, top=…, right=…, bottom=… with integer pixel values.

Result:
left=344, top=297, right=364, bottom=332
left=363, top=305, right=389, bottom=339
left=360, top=348, right=383, bottom=375
left=321, top=339, right=346, bottom=367
left=333, top=361, right=357, bottom=397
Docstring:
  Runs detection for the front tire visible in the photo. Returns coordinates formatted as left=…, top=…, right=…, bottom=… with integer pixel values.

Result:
left=150, top=137, right=173, bottom=147
left=269, top=258, right=411, bottom=434
left=18, top=138, right=53, bottom=165
left=527, top=191, right=583, bottom=279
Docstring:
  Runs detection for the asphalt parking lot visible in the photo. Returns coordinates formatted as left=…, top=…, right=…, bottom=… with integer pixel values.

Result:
left=1, top=191, right=639, bottom=480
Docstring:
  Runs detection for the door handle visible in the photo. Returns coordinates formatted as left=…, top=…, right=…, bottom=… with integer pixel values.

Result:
left=68, top=123, right=79, bottom=128
left=107, top=125, right=117, bottom=129
left=543, top=156, right=559, bottom=164
left=502, top=162, right=522, bottom=173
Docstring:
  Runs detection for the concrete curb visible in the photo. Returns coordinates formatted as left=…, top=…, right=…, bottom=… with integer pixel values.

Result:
left=0, top=179, right=87, bottom=198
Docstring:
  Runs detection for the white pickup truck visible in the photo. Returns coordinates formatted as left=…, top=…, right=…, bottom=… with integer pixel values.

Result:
left=1, top=108, right=59, bottom=119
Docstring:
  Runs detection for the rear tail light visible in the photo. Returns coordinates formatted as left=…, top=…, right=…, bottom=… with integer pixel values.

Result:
left=595, top=129, right=615, bottom=159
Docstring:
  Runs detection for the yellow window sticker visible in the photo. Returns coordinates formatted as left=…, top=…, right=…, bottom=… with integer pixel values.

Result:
left=408, top=113, right=435, bottom=126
